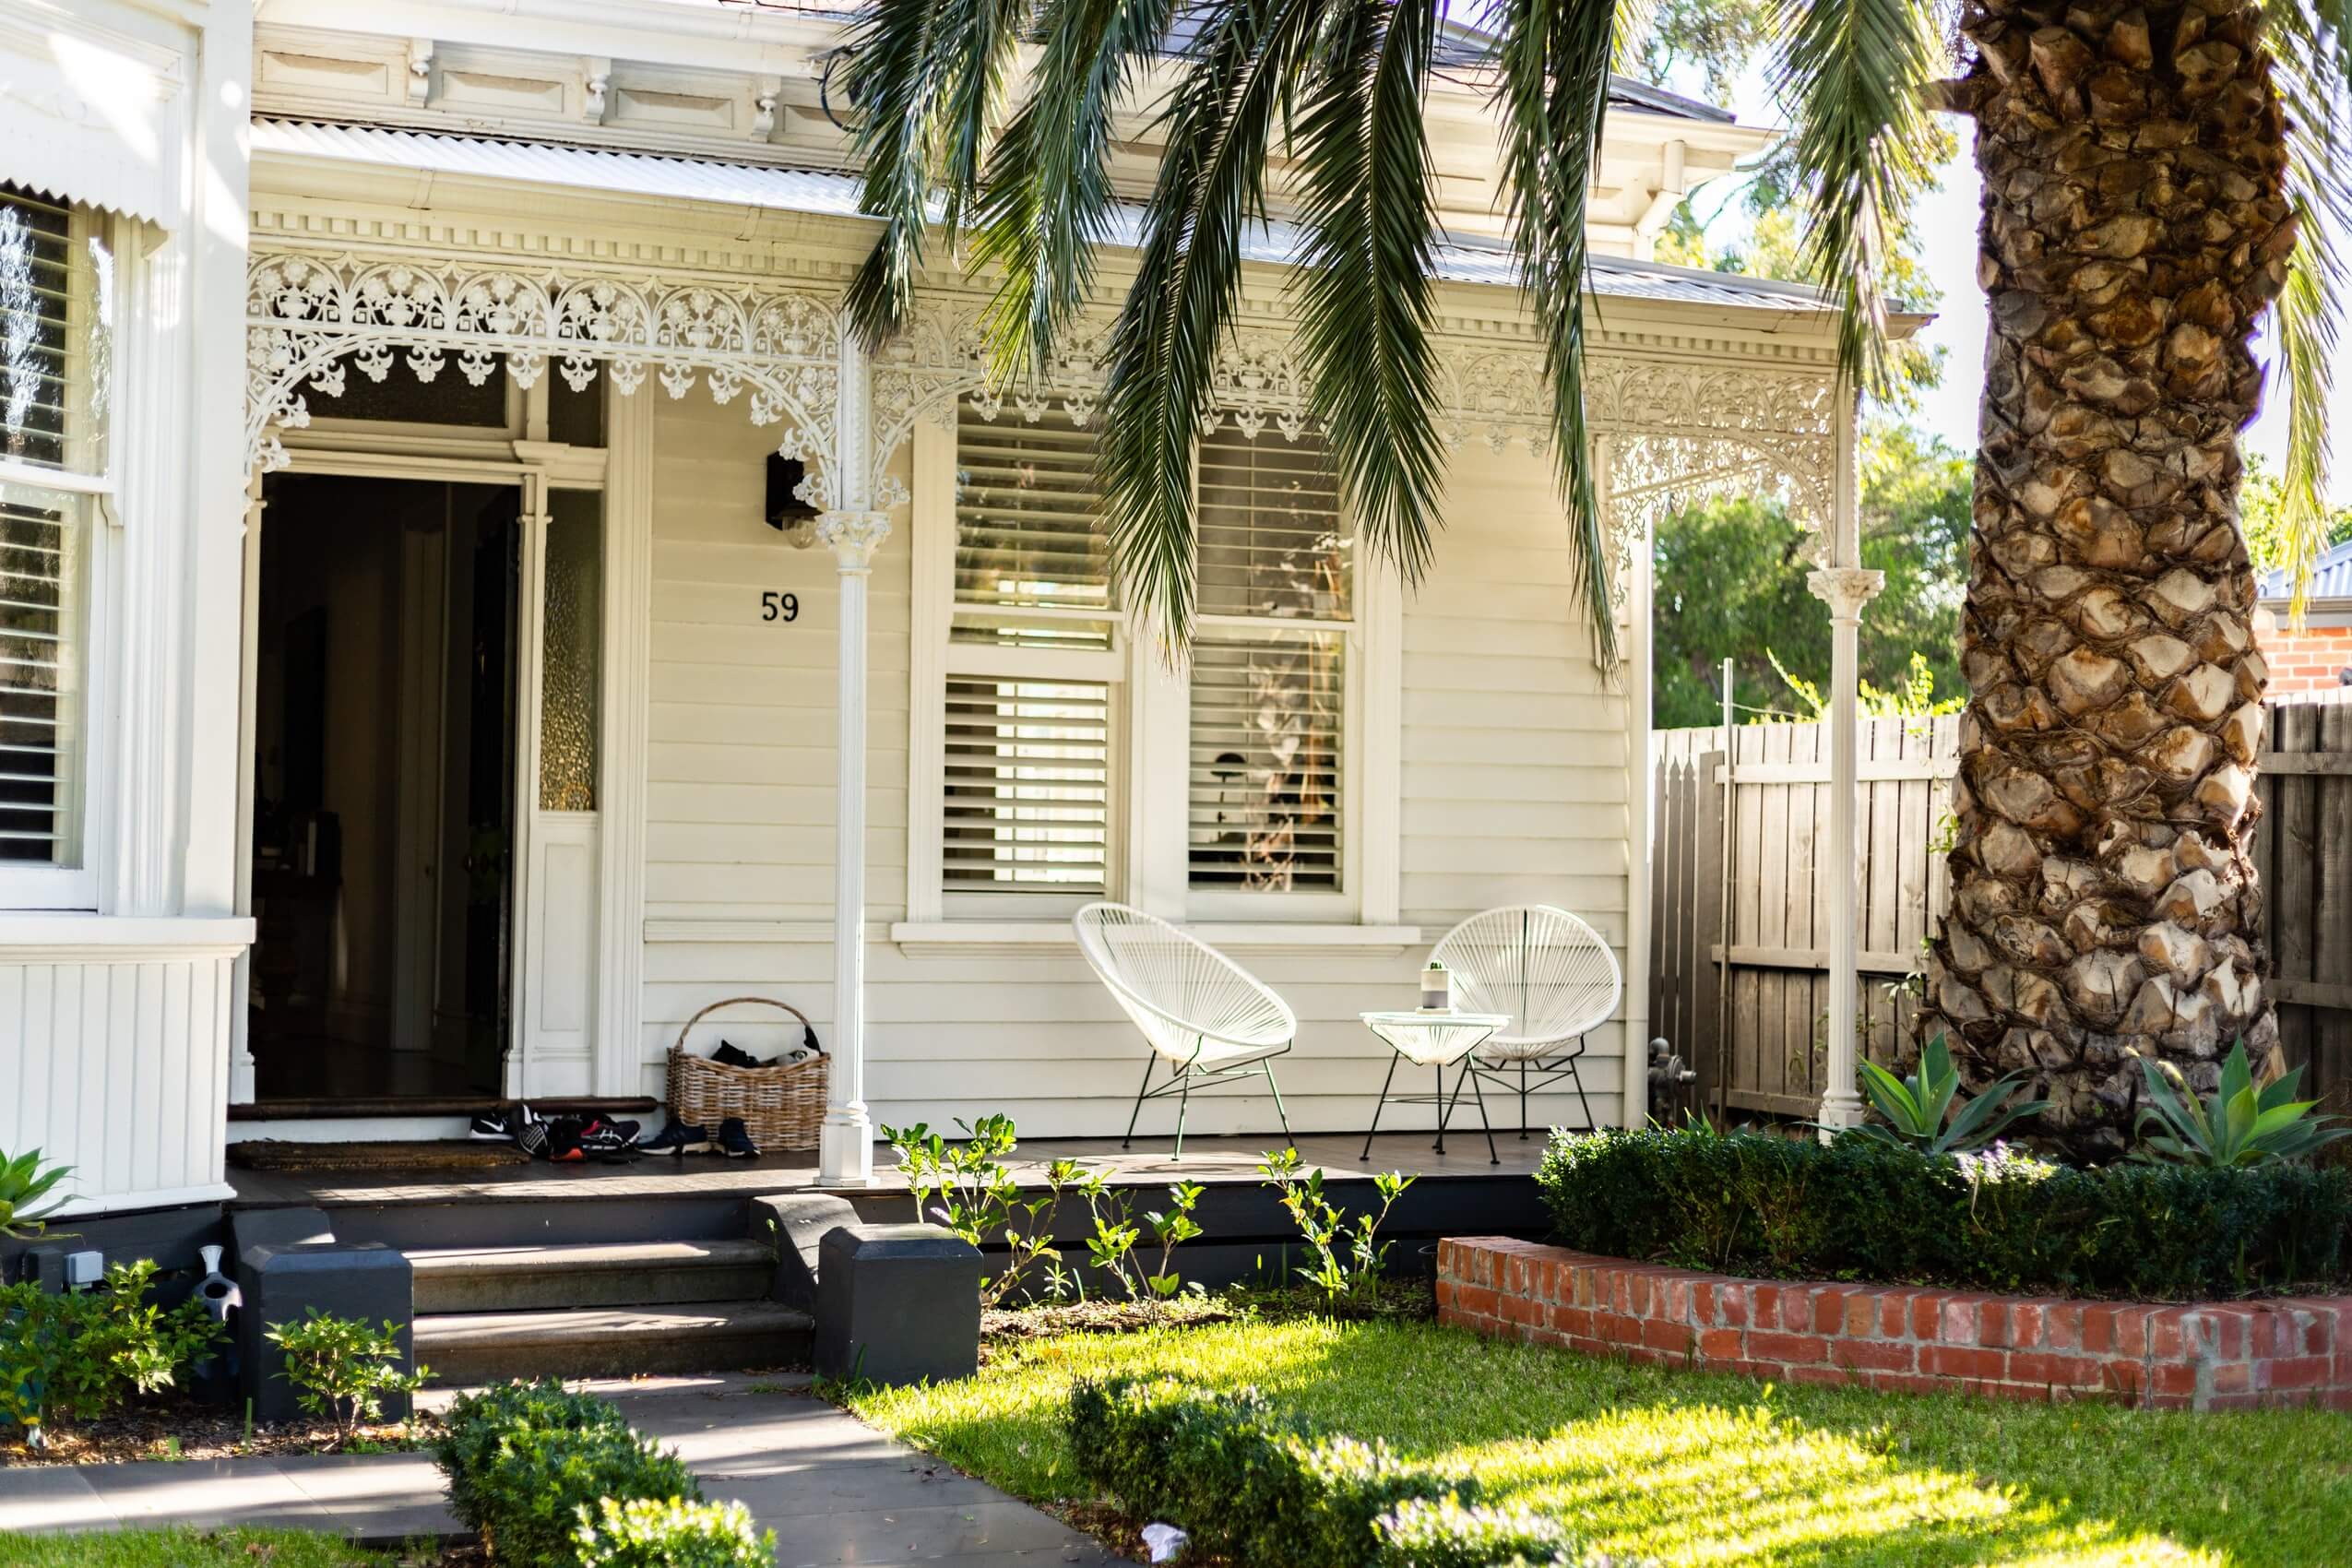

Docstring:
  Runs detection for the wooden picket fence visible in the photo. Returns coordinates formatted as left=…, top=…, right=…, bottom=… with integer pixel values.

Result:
left=1649, top=693, right=2352, bottom=1121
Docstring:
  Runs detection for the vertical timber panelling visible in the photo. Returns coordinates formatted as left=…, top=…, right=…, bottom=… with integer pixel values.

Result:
left=1660, top=702, right=2352, bottom=1117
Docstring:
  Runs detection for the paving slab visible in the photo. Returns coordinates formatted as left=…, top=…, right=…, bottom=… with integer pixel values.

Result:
left=0, top=1378, right=1129, bottom=1564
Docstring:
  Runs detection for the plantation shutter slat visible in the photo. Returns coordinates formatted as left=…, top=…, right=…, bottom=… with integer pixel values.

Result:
left=944, top=675, right=1111, bottom=890
left=1188, top=424, right=1348, bottom=893
left=944, top=406, right=1118, bottom=895
left=954, top=410, right=1111, bottom=621
left=0, top=184, right=99, bottom=872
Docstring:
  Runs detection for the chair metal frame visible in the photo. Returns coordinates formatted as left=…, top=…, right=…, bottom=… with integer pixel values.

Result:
left=1430, top=904, right=1624, bottom=1140
left=1072, top=902, right=1298, bottom=1158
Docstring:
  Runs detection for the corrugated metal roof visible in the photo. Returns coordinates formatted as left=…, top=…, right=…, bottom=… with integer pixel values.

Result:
left=2260, top=539, right=2352, bottom=602
left=254, top=119, right=1833, bottom=313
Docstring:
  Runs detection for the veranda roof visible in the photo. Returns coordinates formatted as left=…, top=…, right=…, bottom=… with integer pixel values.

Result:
left=251, top=118, right=1837, bottom=317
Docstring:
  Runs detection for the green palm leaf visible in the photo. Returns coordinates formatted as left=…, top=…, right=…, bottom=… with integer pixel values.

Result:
left=841, top=0, right=1031, bottom=346
left=1492, top=0, right=1623, bottom=667
left=1290, top=0, right=1447, bottom=585
left=967, top=0, right=1176, bottom=380
left=1765, top=0, right=1945, bottom=397
left=1097, top=0, right=1329, bottom=646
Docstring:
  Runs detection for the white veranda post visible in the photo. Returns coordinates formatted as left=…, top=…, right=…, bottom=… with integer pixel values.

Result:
left=818, top=328, right=887, bottom=1188
left=1807, top=378, right=1882, bottom=1133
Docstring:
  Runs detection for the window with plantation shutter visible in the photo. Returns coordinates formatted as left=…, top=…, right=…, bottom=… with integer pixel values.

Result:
left=0, top=184, right=110, bottom=890
left=942, top=407, right=1120, bottom=900
left=1189, top=423, right=1351, bottom=894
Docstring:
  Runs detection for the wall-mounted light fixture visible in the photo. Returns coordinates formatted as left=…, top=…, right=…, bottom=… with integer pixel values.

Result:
left=766, top=454, right=820, bottom=548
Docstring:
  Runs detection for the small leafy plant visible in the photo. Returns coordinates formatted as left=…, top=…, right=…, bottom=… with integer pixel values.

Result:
left=882, top=1117, right=1103, bottom=1307
left=2132, top=1039, right=2350, bottom=1169
left=574, top=1495, right=777, bottom=1568
left=1847, top=1033, right=2048, bottom=1156
left=264, top=1309, right=428, bottom=1443
left=1258, top=1147, right=1415, bottom=1305
left=0, top=1147, right=72, bottom=1240
left=0, top=1258, right=223, bottom=1436
left=1070, top=1171, right=1206, bottom=1319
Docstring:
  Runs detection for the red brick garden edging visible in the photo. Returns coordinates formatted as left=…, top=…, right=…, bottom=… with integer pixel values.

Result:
left=1435, top=1237, right=2352, bottom=1411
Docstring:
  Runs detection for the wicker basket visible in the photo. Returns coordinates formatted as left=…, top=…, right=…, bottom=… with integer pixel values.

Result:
left=665, top=996, right=827, bottom=1151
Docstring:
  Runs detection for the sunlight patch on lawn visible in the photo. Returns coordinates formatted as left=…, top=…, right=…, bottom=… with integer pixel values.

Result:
left=851, top=1318, right=2346, bottom=1567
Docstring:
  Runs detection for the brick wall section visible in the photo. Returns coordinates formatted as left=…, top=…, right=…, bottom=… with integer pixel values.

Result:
left=2256, top=622, right=2352, bottom=695
left=1436, top=1237, right=2352, bottom=1411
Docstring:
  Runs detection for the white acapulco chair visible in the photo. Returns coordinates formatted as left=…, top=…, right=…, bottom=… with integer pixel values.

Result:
left=1072, top=902, right=1298, bottom=1158
left=1431, top=905, right=1623, bottom=1140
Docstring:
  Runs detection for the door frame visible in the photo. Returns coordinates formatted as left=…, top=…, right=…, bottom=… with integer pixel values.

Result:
left=229, top=412, right=645, bottom=1107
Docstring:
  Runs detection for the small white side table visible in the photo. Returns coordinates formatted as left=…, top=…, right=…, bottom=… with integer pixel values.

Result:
left=1359, top=1010, right=1508, bottom=1164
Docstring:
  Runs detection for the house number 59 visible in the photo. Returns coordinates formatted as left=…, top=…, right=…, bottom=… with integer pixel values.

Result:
left=761, top=591, right=801, bottom=623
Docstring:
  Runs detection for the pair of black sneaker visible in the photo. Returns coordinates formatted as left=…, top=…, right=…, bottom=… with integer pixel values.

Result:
left=468, top=1104, right=548, bottom=1157
left=548, top=1113, right=641, bottom=1163
left=637, top=1116, right=759, bottom=1158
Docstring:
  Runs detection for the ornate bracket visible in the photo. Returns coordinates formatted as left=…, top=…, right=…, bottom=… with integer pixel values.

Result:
left=244, top=248, right=844, bottom=498
left=817, top=509, right=892, bottom=572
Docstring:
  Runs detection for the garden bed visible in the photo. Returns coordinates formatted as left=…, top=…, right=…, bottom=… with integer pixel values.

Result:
left=1438, top=1235, right=2352, bottom=1410
left=0, top=1398, right=436, bottom=1467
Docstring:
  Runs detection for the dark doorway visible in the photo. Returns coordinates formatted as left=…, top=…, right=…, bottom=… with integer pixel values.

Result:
left=248, top=474, right=519, bottom=1102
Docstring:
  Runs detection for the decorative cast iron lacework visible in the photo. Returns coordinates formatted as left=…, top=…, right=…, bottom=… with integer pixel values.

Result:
left=244, top=249, right=843, bottom=495
left=875, top=303, right=1841, bottom=612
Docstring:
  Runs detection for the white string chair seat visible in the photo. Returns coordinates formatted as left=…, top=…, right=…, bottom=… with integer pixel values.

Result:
left=1073, top=902, right=1298, bottom=1154
left=1431, top=904, right=1621, bottom=1136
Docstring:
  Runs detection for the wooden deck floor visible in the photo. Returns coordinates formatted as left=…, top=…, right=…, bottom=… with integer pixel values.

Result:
left=225, top=1131, right=1548, bottom=1211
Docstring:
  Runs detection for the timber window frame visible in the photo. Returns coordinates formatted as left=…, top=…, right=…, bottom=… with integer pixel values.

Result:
left=905, top=407, right=1401, bottom=937
left=0, top=187, right=118, bottom=909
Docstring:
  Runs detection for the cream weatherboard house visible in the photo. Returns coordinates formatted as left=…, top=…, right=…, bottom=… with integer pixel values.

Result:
left=1, top=0, right=1890, bottom=1223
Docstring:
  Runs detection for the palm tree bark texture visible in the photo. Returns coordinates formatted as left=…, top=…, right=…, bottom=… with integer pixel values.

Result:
left=1926, top=0, right=2294, bottom=1158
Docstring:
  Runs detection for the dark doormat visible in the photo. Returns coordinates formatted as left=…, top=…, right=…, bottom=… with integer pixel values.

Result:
left=229, top=1139, right=530, bottom=1171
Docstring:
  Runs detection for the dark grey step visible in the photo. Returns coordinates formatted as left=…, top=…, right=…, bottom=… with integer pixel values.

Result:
left=415, top=1300, right=812, bottom=1385
left=408, top=1239, right=776, bottom=1314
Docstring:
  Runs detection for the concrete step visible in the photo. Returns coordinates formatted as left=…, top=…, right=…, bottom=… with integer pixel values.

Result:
left=408, top=1240, right=775, bottom=1314
left=415, top=1300, right=813, bottom=1385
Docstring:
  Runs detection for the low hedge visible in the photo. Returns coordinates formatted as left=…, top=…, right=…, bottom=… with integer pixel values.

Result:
left=1537, top=1127, right=2352, bottom=1301
left=1065, top=1377, right=1611, bottom=1568
left=430, top=1378, right=699, bottom=1567
left=573, top=1496, right=775, bottom=1568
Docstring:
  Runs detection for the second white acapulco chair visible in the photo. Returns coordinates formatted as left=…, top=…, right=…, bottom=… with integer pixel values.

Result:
left=1431, top=905, right=1623, bottom=1139
left=1072, top=902, right=1298, bottom=1158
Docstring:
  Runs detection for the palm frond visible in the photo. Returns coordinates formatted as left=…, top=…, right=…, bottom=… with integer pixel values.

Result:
left=841, top=0, right=1030, bottom=347
left=2265, top=0, right=2350, bottom=618
left=1098, top=0, right=1328, bottom=647
left=1493, top=0, right=1622, bottom=666
left=968, top=0, right=1177, bottom=383
left=1290, top=0, right=1447, bottom=584
left=1765, top=0, right=1945, bottom=397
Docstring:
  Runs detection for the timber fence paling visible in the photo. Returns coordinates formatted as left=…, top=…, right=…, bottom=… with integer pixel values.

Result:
left=1648, top=705, right=2352, bottom=1118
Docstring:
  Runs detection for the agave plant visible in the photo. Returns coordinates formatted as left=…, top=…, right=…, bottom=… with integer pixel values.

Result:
left=0, top=1147, right=72, bottom=1240
left=2131, top=1040, right=2350, bottom=1169
left=1846, top=1035, right=2049, bottom=1158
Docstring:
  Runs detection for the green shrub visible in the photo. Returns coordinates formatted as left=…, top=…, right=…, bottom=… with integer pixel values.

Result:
left=1537, top=1126, right=2352, bottom=1300
left=0, top=1260, right=223, bottom=1432
left=1067, top=1376, right=1464, bottom=1568
left=465, top=1423, right=698, bottom=1567
left=1375, top=1494, right=1591, bottom=1567
left=264, top=1309, right=427, bottom=1441
left=572, top=1496, right=776, bottom=1568
left=431, top=1379, right=633, bottom=1539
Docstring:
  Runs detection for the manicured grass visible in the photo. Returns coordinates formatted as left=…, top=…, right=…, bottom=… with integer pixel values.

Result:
left=0, top=1527, right=395, bottom=1567
left=850, top=1317, right=2352, bottom=1566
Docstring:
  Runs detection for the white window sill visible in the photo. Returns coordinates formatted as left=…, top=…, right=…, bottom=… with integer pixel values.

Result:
left=888, top=921, right=1422, bottom=959
left=0, top=913, right=255, bottom=962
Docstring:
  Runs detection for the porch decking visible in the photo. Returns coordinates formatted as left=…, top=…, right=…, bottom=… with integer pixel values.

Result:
left=225, top=1132, right=1547, bottom=1212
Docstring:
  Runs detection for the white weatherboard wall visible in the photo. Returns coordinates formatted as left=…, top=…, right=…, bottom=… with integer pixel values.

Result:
left=637, top=397, right=1627, bottom=1137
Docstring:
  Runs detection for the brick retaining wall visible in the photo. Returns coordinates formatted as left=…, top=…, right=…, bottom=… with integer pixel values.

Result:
left=1436, top=1237, right=2352, bottom=1411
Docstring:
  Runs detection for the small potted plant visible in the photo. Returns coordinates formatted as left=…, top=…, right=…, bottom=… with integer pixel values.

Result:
left=1420, top=959, right=1451, bottom=1012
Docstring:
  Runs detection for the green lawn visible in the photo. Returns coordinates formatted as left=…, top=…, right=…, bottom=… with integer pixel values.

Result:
left=850, top=1317, right=2352, bottom=1567
left=0, top=1528, right=394, bottom=1568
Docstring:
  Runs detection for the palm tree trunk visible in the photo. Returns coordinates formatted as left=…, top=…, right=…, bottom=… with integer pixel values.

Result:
left=1927, top=0, right=2293, bottom=1158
